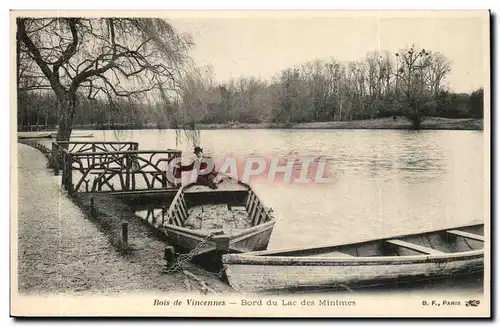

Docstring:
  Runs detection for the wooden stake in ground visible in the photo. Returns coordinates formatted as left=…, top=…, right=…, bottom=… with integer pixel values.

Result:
left=121, top=222, right=128, bottom=253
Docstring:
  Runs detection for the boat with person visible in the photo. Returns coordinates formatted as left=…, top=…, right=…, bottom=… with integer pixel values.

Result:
left=222, top=222, right=484, bottom=293
left=159, top=178, right=276, bottom=267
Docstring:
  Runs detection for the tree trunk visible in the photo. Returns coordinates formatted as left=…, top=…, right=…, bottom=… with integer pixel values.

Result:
left=49, top=96, right=75, bottom=169
left=411, top=116, right=421, bottom=130
left=409, top=103, right=422, bottom=130
left=56, top=99, right=74, bottom=142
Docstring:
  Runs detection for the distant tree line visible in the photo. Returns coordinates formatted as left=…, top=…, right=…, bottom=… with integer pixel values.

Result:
left=18, top=45, right=484, bottom=130
left=177, top=46, right=484, bottom=129
left=17, top=91, right=180, bottom=130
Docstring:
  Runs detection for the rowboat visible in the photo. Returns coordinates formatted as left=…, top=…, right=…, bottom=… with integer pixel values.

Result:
left=49, top=132, right=95, bottom=138
left=18, top=132, right=95, bottom=139
left=222, top=223, right=484, bottom=293
left=18, top=132, right=52, bottom=139
left=159, top=179, right=276, bottom=267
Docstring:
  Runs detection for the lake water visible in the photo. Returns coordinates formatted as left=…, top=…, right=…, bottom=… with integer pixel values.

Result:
left=75, top=128, right=485, bottom=251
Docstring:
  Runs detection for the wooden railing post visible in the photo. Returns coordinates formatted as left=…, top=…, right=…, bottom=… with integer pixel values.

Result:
left=121, top=222, right=129, bottom=253
left=51, top=142, right=59, bottom=174
left=164, top=246, right=176, bottom=268
left=67, top=153, right=73, bottom=193
left=61, top=150, right=67, bottom=189
left=89, top=196, right=95, bottom=218
left=125, top=153, right=131, bottom=191
left=161, top=171, right=167, bottom=188
left=161, top=206, right=167, bottom=225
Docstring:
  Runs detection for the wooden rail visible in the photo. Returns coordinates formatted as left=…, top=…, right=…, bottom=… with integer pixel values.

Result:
left=55, top=141, right=139, bottom=153
left=52, top=141, right=139, bottom=170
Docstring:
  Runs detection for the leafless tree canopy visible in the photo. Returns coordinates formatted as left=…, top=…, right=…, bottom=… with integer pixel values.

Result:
left=17, top=17, right=193, bottom=141
left=18, top=17, right=193, bottom=100
left=394, top=45, right=451, bottom=128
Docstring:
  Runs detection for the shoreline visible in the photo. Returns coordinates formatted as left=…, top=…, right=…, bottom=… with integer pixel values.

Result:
left=17, top=118, right=483, bottom=138
left=193, top=117, right=483, bottom=131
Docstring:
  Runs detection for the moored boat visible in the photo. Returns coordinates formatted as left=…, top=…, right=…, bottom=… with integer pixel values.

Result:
left=17, top=132, right=95, bottom=139
left=222, top=223, right=485, bottom=293
left=49, top=132, right=95, bottom=138
left=159, top=179, right=276, bottom=267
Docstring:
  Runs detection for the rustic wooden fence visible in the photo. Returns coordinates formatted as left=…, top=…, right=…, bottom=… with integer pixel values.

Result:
left=50, top=141, right=182, bottom=195
left=18, top=139, right=52, bottom=160
left=60, top=149, right=182, bottom=194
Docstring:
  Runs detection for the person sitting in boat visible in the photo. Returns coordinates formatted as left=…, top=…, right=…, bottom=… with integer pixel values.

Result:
left=173, top=146, right=219, bottom=189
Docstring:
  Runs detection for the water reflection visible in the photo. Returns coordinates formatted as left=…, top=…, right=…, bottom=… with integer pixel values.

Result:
left=394, top=131, right=446, bottom=184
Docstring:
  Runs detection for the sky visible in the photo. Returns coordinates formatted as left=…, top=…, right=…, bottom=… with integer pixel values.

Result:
left=169, top=11, right=489, bottom=93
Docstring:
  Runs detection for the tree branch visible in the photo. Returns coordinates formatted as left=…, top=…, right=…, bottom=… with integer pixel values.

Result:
left=52, top=18, right=79, bottom=72
left=70, top=19, right=118, bottom=93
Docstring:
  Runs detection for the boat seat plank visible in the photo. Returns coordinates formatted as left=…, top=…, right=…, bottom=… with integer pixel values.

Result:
left=258, top=207, right=269, bottom=225
left=184, top=181, right=248, bottom=193
left=447, top=230, right=484, bottom=242
left=386, top=239, right=445, bottom=255
left=250, top=202, right=260, bottom=224
left=312, top=251, right=354, bottom=258
left=253, top=206, right=263, bottom=226
left=170, top=208, right=183, bottom=226
left=176, top=203, right=187, bottom=222
left=178, top=198, right=188, bottom=221
left=245, top=192, right=254, bottom=209
left=179, top=205, right=188, bottom=221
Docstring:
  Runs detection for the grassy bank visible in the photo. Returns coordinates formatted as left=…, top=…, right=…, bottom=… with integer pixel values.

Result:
left=196, top=117, right=484, bottom=131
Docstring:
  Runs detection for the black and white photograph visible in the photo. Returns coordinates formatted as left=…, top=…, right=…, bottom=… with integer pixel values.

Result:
left=10, top=10, right=490, bottom=317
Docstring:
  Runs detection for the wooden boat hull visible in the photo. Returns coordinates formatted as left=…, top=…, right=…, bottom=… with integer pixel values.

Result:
left=162, top=220, right=275, bottom=256
left=223, top=250, right=483, bottom=293
left=223, top=223, right=485, bottom=293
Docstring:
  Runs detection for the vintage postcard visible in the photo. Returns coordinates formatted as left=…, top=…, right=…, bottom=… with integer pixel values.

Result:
left=10, top=10, right=490, bottom=317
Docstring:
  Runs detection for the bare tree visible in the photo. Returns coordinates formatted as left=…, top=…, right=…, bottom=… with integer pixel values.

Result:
left=426, top=52, right=451, bottom=96
left=394, top=45, right=437, bottom=129
left=323, top=60, right=346, bottom=121
left=365, top=52, right=381, bottom=118
left=378, top=51, right=394, bottom=97
left=17, top=17, right=193, bottom=142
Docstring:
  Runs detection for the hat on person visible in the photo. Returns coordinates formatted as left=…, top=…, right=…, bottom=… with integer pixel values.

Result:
left=193, top=146, right=203, bottom=154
